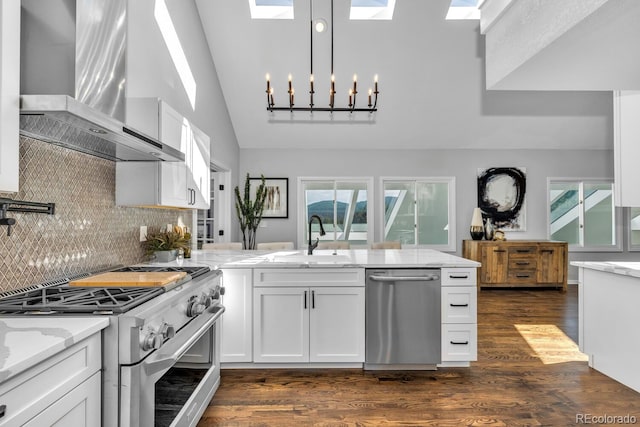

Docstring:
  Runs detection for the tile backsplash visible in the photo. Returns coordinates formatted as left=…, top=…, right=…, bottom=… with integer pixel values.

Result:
left=0, top=137, right=190, bottom=292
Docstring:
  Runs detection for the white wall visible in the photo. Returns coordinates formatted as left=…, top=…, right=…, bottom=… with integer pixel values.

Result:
left=126, top=0, right=239, bottom=172
left=240, top=147, right=640, bottom=281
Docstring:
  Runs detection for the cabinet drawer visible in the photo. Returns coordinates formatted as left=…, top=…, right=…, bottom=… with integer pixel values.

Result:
left=442, top=324, right=477, bottom=362
left=0, top=333, right=101, bottom=427
left=507, top=270, right=536, bottom=283
left=507, top=246, right=537, bottom=258
left=254, top=268, right=364, bottom=287
left=441, top=268, right=477, bottom=287
left=508, top=258, right=537, bottom=270
left=442, top=287, right=477, bottom=323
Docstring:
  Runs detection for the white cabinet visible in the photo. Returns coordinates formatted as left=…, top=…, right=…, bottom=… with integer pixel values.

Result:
left=220, top=269, right=253, bottom=363
left=440, top=268, right=478, bottom=365
left=0, top=333, right=102, bottom=427
left=252, top=268, right=365, bottom=364
left=613, top=90, right=640, bottom=207
left=117, top=99, right=210, bottom=209
left=0, top=0, right=20, bottom=192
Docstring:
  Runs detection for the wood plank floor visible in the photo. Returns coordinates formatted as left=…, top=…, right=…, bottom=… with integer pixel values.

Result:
left=198, top=286, right=640, bottom=426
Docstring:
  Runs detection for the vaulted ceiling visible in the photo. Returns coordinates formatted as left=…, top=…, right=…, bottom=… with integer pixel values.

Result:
left=195, top=0, right=612, bottom=151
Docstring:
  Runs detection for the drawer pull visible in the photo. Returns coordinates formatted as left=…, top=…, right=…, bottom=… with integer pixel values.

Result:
left=516, top=274, right=531, bottom=278
left=0, top=404, right=5, bottom=418
left=493, top=249, right=506, bottom=253
left=515, top=262, right=530, bottom=266
left=450, top=303, right=469, bottom=307
left=304, top=291, right=307, bottom=309
left=450, top=341, right=469, bottom=345
left=516, top=249, right=531, bottom=253
left=448, top=274, right=469, bottom=279
left=541, top=249, right=554, bottom=253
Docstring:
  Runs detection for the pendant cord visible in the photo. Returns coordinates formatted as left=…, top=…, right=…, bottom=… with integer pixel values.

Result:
left=331, top=0, right=334, bottom=77
left=310, top=0, right=313, bottom=78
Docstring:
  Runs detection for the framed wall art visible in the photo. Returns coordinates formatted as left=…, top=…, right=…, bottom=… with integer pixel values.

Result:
left=250, top=177, right=289, bottom=218
left=477, top=167, right=526, bottom=231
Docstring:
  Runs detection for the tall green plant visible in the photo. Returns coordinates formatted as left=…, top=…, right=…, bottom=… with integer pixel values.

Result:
left=235, top=174, right=267, bottom=249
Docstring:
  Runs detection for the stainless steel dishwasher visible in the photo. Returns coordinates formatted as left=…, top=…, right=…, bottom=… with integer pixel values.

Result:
left=365, top=268, right=441, bottom=370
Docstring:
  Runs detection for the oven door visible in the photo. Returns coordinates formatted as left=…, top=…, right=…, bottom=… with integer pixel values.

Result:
left=120, top=305, right=224, bottom=427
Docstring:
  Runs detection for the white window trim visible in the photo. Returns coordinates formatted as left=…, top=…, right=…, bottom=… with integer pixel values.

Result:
left=297, top=177, right=374, bottom=249
left=547, top=177, right=623, bottom=252
left=380, top=176, right=456, bottom=252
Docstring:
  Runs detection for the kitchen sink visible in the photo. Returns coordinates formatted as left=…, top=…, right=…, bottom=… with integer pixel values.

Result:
left=271, top=254, right=353, bottom=264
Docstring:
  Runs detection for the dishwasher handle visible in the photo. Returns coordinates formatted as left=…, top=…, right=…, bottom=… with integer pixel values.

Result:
left=368, top=274, right=439, bottom=282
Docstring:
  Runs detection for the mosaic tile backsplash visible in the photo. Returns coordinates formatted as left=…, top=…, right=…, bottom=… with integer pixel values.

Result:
left=0, top=137, right=190, bottom=292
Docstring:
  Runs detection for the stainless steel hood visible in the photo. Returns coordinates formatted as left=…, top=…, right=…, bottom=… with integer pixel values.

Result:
left=19, top=95, right=184, bottom=162
left=19, top=0, right=184, bottom=162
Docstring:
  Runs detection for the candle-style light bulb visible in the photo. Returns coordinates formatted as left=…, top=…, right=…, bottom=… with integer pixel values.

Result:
left=352, top=74, right=357, bottom=95
left=266, top=73, right=271, bottom=93
left=368, top=88, right=372, bottom=107
left=310, top=74, right=314, bottom=92
left=288, top=74, right=293, bottom=93
left=349, top=89, right=353, bottom=107
left=374, top=74, right=379, bottom=93
left=269, top=88, right=274, bottom=106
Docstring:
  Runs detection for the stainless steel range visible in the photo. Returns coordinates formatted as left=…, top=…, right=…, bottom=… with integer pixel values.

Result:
left=0, top=265, right=224, bottom=427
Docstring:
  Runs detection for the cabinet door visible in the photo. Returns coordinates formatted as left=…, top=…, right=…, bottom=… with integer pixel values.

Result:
left=23, top=373, right=101, bottom=427
left=159, top=161, right=189, bottom=207
left=159, top=100, right=189, bottom=153
left=613, top=91, right=640, bottom=207
left=189, top=125, right=211, bottom=209
left=480, top=245, right=508, bottom=283
left=0, top=0, right=20, bottom=192
left=221, top=269, right=253, bottom=363
left=537, top=245, right=565, bottom=284
left=309, top=287, right=365, bottom=363
left=253, top=287, right=309, bottom=363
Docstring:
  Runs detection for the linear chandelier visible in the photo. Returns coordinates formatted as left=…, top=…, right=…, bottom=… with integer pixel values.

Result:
left=265, top=0, right=379, bottom=113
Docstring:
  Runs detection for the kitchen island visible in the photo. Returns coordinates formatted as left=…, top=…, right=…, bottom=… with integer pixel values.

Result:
left=572, top=261, right=640, bottom=393
left=173, top=248, right=480, bottom=369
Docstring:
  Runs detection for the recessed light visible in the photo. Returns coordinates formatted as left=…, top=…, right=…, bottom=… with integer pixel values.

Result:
left=314, top=18, right=327, bottom=33
left=89, top=128, right=107, bottom=134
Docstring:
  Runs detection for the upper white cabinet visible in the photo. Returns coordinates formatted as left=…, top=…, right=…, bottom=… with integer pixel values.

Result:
left=116, top=98, right=210, bottom=209
left=0, top=0, right=20, bottom=192
left=613, top=91, right=640, bottom=207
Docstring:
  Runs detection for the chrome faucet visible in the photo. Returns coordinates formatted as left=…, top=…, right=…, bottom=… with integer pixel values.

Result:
left=308, top=214, right=326, bottom=255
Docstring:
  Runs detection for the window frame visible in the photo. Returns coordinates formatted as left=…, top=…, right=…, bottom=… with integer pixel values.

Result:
left=627, top=207, right=640, bottom=251
left=379, top=176, right=456, bottom=252
left=297, top=177, right=374, bottom=249
left=547, top=177, right=623, bottom=252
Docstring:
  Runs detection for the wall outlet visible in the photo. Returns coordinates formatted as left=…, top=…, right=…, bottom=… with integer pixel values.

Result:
left=140, top=226, right=147, bottom=242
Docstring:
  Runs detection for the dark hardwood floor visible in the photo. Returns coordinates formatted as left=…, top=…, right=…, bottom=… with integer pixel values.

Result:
left=198, top=286, right=640, bottom=426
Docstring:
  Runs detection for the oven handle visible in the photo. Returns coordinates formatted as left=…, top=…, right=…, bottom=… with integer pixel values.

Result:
left=143, top=305, right=225, bottom=376
left=368, top=275, right=439, bottom=282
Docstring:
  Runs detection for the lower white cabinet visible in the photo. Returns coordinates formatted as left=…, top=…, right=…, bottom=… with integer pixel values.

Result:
left=252, top=268, right=365, bottom=364
left=440, top=268, right=478, bottom=364
left=0, top=333, right=102, bottom=427
left=220, top=269, right=253, bottom=363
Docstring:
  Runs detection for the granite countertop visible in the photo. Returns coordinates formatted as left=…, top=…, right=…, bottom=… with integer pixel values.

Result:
left=571, top=261, right=640, bottom=279
left=0, top=317, right=109, bottom=383
left=155, top=248, right=480, bottom=270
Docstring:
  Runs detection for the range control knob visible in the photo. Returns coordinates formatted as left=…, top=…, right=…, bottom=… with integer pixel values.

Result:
left=186, top=295, right=206, bottom=317
left=159, top=322, right=175, bottom=340
left=141, top=331, right=163, bottom=351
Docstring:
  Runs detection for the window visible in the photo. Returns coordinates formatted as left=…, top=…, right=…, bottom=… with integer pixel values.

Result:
left=445, top=0, right=481, bottom=20
left=382, top=178, right=456, bottom=251
left=299, top=178, right=373, bottom=247
left=629, top=208, right=640, bottom=251
left=248, top=0, right=294, bottom=20
left=548, top=179, right=621, bottom=251
left=350, top=0, right=396, bottom=20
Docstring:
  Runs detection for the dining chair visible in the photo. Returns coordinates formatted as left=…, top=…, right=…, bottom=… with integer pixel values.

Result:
left=316, top=241, right=351, bottom=250
left=256, top=242, right=295, bottom=250
left=370, top=241, right=402, bottom=249
left=202, top=242, right=243, bottom=250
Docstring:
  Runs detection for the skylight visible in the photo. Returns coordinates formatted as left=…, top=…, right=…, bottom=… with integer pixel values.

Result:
left=350, top=0, right=396, bottom=20
left=249, top=0, right=293, bottom=20
left=446, top=0, right=481, bottom=20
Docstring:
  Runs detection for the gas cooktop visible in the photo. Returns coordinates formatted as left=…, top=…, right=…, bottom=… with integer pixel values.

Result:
left=0, top=265, right=212, bottom=315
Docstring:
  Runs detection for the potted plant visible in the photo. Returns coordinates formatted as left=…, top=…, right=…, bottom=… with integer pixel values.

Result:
left=142, top=227, right=191, bottom=262
left=235, top=174, right=267, bottom=249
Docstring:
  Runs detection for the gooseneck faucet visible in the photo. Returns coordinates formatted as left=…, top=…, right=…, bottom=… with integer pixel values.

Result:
left=308, top=214, right=326, bottom=255
left=0, top=202, right=16, bottom=236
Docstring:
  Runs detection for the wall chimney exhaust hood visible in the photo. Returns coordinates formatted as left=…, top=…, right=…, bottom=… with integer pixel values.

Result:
left=19, top=0, right=184, bottom=162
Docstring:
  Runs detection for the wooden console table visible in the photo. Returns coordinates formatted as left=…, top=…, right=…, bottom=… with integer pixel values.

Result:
left=462, top=240, right=568, bottom=291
